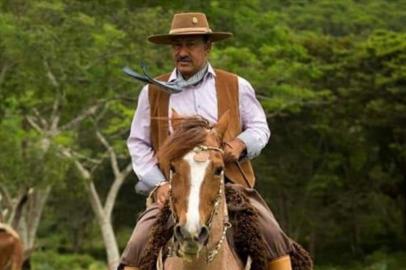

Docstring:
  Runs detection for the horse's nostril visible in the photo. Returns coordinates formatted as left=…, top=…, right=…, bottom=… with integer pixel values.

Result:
left=197, top=225, right=209, bottom=244
left=175, top=224, right=208, bottom=244
left=174, top=224, right=191, bottom=241
left=174, top=224, right=183, bottom=240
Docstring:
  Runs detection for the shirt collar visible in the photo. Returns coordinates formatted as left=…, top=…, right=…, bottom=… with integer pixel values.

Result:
left=168, top=62, right=216, bottom=82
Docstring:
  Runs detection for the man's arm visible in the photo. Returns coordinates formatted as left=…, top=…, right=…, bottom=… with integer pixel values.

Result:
left=127, top=85, right=166, bottom=194
left=236, top=77, right=271, bottom=159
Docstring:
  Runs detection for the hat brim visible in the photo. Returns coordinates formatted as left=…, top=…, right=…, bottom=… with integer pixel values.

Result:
left=148, top=32, right=233, bottom=45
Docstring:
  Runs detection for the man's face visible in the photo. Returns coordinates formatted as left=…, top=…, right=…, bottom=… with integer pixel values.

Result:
left=171, top=36, right=211, bottom=79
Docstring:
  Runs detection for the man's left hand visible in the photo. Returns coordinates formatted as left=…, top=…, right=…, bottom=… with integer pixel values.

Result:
left=155, top=182, right=171, bottom=209
left=223, top=138, right=247, bottom=163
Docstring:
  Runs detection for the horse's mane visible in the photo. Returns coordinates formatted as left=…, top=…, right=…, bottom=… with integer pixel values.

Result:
left=157, top=116, right=212, bottom=163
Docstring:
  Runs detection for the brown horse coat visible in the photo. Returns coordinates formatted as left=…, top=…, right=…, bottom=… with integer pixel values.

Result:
left=0, top=223, right=23, bottom=270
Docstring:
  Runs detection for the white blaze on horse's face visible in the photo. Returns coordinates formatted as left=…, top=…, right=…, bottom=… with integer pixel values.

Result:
left=169, top=134, right=225, bottom=250
left=183, top=151, right=210, bottom=235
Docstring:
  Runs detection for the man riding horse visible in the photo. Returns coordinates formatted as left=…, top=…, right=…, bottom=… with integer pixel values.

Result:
left=119, top=12, right=311, bottom=270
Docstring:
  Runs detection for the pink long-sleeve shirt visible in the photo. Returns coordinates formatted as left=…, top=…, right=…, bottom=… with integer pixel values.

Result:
left=127, top=64, right=270, bottom=194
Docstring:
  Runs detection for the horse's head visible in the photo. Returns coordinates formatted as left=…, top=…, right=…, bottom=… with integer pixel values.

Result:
left=157, top=110, right=230, bottom=259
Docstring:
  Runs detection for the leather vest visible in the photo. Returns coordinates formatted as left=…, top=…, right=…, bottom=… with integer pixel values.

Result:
left=148, top=69, right=255, bottom=188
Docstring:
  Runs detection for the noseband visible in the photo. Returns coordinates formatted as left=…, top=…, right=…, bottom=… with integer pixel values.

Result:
left=167, top=144, right=232, bottom=263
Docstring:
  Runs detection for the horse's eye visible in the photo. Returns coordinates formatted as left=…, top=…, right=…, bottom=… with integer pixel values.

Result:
left=170, top=164, right=176, bottom=174
left=214, top=167, right=223, bottom=176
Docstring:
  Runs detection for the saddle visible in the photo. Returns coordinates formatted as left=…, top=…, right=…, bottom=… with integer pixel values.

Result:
left=138, top=186, right=312, bottom=270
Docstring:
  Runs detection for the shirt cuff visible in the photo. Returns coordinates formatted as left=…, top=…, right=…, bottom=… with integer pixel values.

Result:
left=237, top=132, right=263, bottom=159
left=135, top=165, right=166, bottom=195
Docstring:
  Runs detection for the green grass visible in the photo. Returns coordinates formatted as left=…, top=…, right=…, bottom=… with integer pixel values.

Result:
left=316, top=251, right=406, bottom=270
left=31, top=251, right=106, bottom=270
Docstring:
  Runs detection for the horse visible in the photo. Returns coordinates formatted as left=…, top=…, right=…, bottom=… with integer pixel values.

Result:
left=152, top=110, right=249, bottom=270
left=0, top=223, right=23, bottom=270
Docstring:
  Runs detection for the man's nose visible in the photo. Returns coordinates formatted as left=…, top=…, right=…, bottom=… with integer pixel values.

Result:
left=177, top=45, right=189, bottom=56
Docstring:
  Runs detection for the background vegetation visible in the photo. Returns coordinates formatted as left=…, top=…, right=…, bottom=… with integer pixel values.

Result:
left=0, top=0, right=405, bottom=269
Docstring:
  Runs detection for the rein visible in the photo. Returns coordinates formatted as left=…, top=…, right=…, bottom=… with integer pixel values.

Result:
left=167, top=144, right=232, bottom=263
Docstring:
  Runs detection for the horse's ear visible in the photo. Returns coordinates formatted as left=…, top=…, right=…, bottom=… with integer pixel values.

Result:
left=214, top=110, right=230, bottom=140
left=170, top=108, right=183, bottom=131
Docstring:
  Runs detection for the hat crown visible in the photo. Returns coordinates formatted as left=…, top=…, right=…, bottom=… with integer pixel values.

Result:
left=147, top=12, right=232, bottom=44
left=169, top=12, right=212, bottom=34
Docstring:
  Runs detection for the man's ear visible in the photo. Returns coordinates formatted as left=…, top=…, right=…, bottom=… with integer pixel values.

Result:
left=170, top=108, right=183, bottom=131
left=214, top=110, right=230, bottom=140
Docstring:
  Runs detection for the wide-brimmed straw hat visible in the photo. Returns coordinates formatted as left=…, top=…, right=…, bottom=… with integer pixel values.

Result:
left=148, top=12, right=233, bottom=45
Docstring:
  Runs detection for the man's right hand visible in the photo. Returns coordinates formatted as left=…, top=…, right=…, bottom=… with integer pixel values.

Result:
left=155, top=182, right=171, bottom=208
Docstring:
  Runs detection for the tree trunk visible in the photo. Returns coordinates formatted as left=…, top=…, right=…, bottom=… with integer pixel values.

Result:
left=19, top=186, right=51, bottom=260
left=66, top=134, right=132, bottom=269
left=100, top=217, right=120, bottom=270
left=87, top=180, right=120, bottom=270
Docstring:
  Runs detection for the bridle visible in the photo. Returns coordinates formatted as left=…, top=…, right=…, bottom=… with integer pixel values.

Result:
left=167, top=144, right=232, bottom=263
